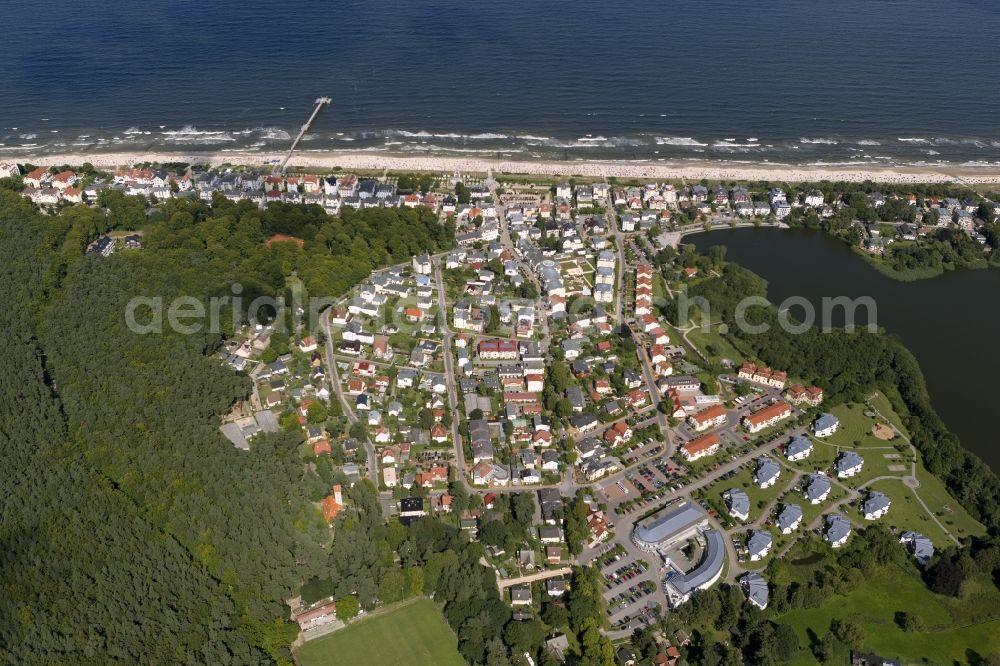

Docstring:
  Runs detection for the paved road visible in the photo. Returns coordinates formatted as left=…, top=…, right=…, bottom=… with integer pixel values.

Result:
left=496, top=566, right=574, bottom=591
left=321, top=308, right=379, bottom=486
left=659, top=220, right=785, bottom=249
left=633, top=335, right=675, bottom=455
left=433, top=255, right=476, bottom=491
left=604, top=188, right=628, bottom=328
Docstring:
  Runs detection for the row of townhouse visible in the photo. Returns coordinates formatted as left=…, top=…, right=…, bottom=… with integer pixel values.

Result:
left=737, top=362, right=788, bottom=390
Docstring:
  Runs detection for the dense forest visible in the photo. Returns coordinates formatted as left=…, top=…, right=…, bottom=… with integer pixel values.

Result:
left=0, top=188, right=453, bottom=663
left=667, top=260, right=1000, bottom=534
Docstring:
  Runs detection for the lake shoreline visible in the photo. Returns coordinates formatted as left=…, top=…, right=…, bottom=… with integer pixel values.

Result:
left=8, top=149, right=1000, bottom=184
left=688, top=226, right=1000, bottom=473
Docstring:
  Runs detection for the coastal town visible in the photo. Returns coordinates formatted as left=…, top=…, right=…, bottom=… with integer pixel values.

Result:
left=9, top=3, right=1000, bottom=664
left=2, top=159, right=995, bottom=665
left=48, top=163, right=965, bottom=663
left=3, top=160, right=998, bottom=265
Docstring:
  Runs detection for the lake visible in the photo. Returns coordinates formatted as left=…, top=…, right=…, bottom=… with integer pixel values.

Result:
left=688, top=227, right=1000, bottom=472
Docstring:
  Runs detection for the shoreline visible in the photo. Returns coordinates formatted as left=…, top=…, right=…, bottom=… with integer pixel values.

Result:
left=7, top=149, right=1000, bottom=184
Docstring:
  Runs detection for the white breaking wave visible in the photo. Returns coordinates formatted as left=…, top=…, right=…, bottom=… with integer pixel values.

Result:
left=383, top=129, right=518, bottom=141
left=655, top=136, right=708, bottom=147
left=160, top=125, right=230, bottom=137
left=799, top=137, right=839, bottom=145
left=856, top=139, right=882, bottom=146
left=711, top=140, right=767, bottom=149
left=399, top=143, right=525, bottom=155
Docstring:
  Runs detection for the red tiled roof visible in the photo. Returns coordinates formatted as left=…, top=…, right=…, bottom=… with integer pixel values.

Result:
left=681, top=433, right=721, bottom=456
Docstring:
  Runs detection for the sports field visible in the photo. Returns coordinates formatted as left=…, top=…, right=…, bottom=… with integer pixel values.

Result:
left=294, top=598, right=465, bottom=666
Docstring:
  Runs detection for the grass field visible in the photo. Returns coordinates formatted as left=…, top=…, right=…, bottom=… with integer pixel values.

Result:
left=819, top=403, right=896, bottom=450
left=294, top=599, right=465, bottom=666
left=867, top=391, right=910, bottom=438
left=911, top=459, right=987, bottom=541
left=685, top=324, right=744, bottom=363
left=865, top=478, right=956, bottom=547
left=699, top=461, right=787, bottom=524
left=778, top=558, right=1000, bottom=664
left=784, top=436, right=839, bottom=474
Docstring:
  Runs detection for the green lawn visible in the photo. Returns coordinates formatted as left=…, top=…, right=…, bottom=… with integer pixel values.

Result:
left=699, top=463, right=787, bottom=524
left=867, top=391, right=910, bottom=438
left=865, top=478, right=955, bottom=548
left=685, top=323, right=744, bottom=363
left=294, top=599, right=465, bottom=666
left=837, top=446, right=908, bottom=490
left=652, top=272, right=667, bottom=300
left=818, top=403, right=895, bottom=450
left=777, top=561, right=1000, bottom=664
left=911, top=459, right=987, bottom=541
left=784, top=436, right=840, bottom=474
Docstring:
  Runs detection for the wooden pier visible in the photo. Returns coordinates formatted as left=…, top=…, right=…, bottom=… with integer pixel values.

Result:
left=276, top=97, right=331, bottom=174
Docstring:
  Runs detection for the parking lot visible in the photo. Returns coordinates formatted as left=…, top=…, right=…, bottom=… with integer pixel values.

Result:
left=598, top=477, right=637, bottom=504
left=619, top=437, right=663, bottom=465
left=595, top=546, right=661, bottom=628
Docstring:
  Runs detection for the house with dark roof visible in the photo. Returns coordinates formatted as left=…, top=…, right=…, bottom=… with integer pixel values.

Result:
left=740, top=572, right=769, bottom=610
left=785, top=434, right=813, bottom=461
left=804, top=473, right=831, bottom=504
left=900, top=531, right=934, bottom=566
left=862, top=491, right=891, bottom=520
left=835, top=451, right=864, bottom=478
left=776, top=503, right=803, bottom=534
left=723, top=488, right=751, bottom=522
left=825, top=514, right=852, bottom=548
left=812, top=413, right=840, bottom=437
left=753, top=457, right=781, bottom=489
left=746, top=529, right=773, bottom=561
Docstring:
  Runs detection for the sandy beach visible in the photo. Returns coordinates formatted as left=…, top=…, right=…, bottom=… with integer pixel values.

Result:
left=8, top=149, right=1000, bottom=184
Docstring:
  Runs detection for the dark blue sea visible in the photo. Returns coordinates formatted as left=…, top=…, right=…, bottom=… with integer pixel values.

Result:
left=4, top=0, right=1000, bottom=165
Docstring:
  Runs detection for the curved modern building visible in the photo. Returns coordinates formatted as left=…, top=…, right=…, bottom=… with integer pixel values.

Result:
left=631, top=501, right=709, bottom=552
left=664, top=529, right=726, bottom=606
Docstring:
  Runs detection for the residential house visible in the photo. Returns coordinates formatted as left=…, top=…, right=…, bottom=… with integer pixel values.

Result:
left=825, top=514, right=852, bottom=548
left=746, top=530, right=773, bottom=561
left=804, top=473, right=831, bottom=504
left=723, top=488, right=751, bottom=522
left=835, top=451, right=864, bottom=478
left=687, top=404, right=727, bottom=432
left=681, top=433, right=721, bottom=461
left=862, top=491, right=891, bottom=520
left=784, top=435, right=813, bottom=461
left=742, top=401, right=792, bottom=434
left=812, top=413, right=840, bottom=437
left=753, top=457, right=781, bottom=489
left=776, top=503, right=803, bottom=534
